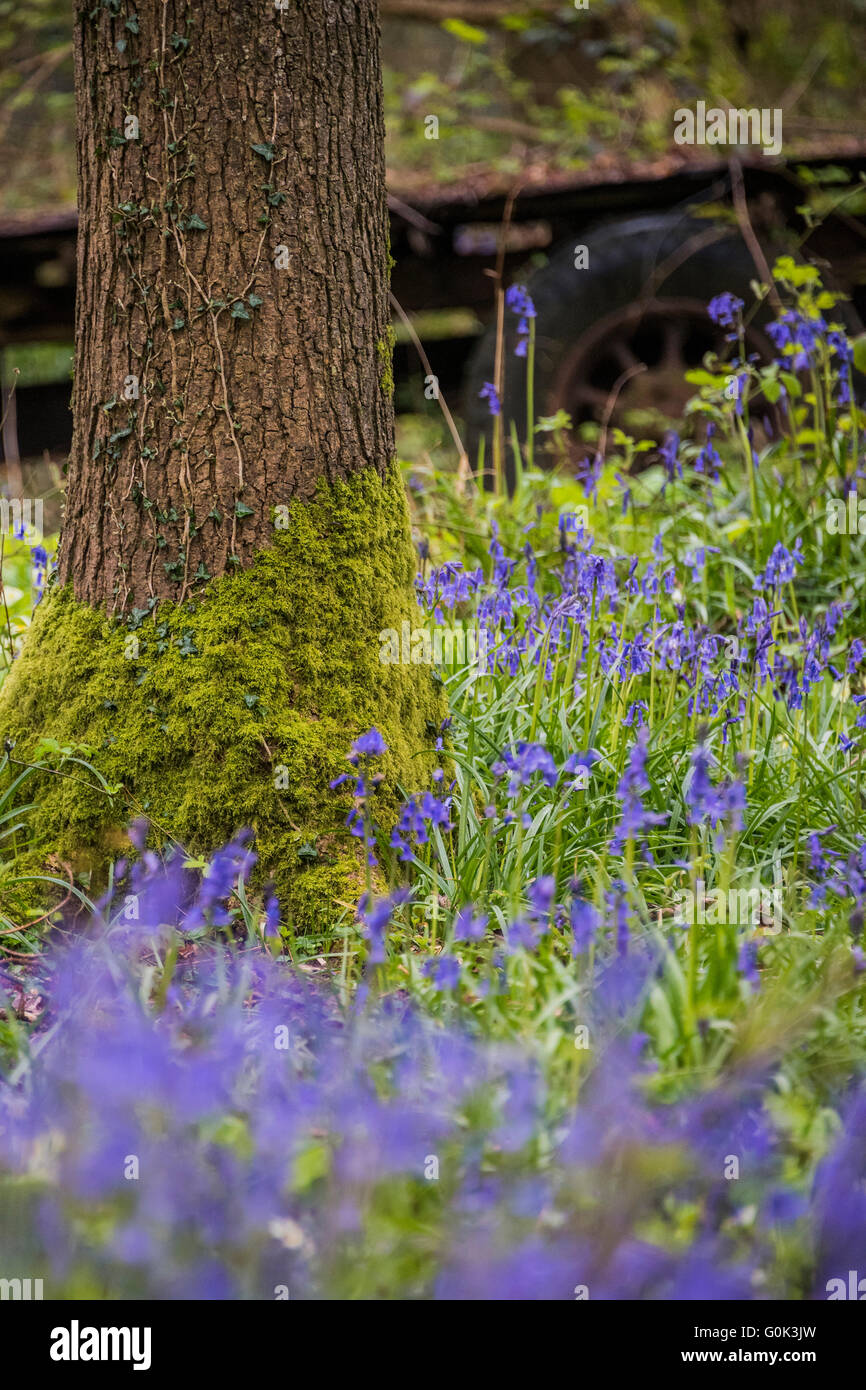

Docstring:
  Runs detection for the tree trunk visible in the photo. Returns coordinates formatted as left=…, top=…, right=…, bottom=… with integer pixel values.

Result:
left=0, top=0, right=443, bottom=929
left=64, top=0, right=395, bottom=612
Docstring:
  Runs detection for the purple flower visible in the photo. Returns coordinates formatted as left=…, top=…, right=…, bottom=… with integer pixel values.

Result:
left=605, top=880, right=632, bottom=957
left=707, top=293, right=744, bottom=329
left=609, top=729, right=665, bottom=857
left=350, top=728, right=387, bottom=762
left=506, top=918, right=542, bottom=953
left=186, top=831, right=257, bottom=930
left=505, top=284, right=536, bottom=320
left=685, top=742, right=746, bottom=833
left=423, top=955, right=461, bottom=991
left=264, top=891, right=281, bottom=939
left=755, top=539, right=804, bottom=592
left=527, top=876, right=556, bottom=921
left=494, top=742, right=558, bottom=797
left=357, top=889, right=409, bottom=965
left=738, top=939, right=761, bottom=988
left=659, top=432, right=682, bottom=489
left=453, top=906, right=489, bottom=942
left=391, top=791, right=453, bottom=860
left=767, top=310, right=826, bottom=371
left=570, top=890, right=599, bottom=956
left=695, top=424, right=722, bottom=483
left=505, top=284, right=536, bottom=357
left=479, top=381, right=501, bottom=416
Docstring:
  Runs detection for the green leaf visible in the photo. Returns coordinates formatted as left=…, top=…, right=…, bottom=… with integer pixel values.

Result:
left=234, top=501, right=254, bottom=518
left=185, top=213, right=207, bottom=231
left=251, top=142, right=276, bottom=162
left=441, top=18, right=487, bottom=44
left=230, top=302, right=251, bottom=321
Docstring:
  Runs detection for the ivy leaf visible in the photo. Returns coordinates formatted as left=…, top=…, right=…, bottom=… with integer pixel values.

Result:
left=185, top=213, right=207, bottom=231
left=234, top=501, right=255, bottom=519
left=251, top=142, right=276, bottom=162
left=248, top=294, right=263, bottom=309
left=231, top=302, right=251, bottom=321
left=243, top=694, right=260, bottom=709
left=125, top=15, right=139, bottom=34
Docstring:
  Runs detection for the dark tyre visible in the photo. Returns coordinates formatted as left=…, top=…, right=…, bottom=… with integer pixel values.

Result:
left=463, top=210, right=783, bottom=481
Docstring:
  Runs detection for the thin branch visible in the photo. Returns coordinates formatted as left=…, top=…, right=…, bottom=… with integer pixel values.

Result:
left=389, top=291, right=468, bottom=466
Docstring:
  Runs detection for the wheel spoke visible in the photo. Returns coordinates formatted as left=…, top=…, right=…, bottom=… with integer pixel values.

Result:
left=659, top=319, right=687, bottom=371
left=570, top=384, right=613, bottom=411
left=611, top=338, right=642, bottom=372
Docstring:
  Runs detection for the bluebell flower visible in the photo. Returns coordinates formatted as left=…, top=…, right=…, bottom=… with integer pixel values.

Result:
left=659, top=431, right=682, bottom=489
left=453, top=906, right=489, bottom=942
left=755, top=538, right=804, bottom=592
left=738, top=939, right=761, bottom=988
left=767, top=309, right=826, bottom=371
left=423, top=955, right=461, bottom=991
left=493, top=741, right=558, bottom=796
left=609, top=729, right=665, bottom=856
left=707, top=293, right=744, bottom=329
left=350, top=728, right=387, bottom=761
left=505, top=284, right=536, bottom=357
left=357, top=889, right=410, bottom=965
left=569, top=888, right=599, bottom=956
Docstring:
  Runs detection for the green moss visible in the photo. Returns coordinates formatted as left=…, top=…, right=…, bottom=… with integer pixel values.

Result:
left=0, top=461, right=445, bottom=932
left=376, top=325, right=396, bottom=397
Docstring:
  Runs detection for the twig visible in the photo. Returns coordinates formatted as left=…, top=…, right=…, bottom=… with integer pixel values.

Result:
left=729, top=156, right=784, bottom=315
left=389, top=291, right=468, bottom=467
left=598, top=363, right=647, bottom=462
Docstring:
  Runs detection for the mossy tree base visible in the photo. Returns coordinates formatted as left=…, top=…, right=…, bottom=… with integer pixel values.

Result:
left=0, top=464, right=444, bottom=932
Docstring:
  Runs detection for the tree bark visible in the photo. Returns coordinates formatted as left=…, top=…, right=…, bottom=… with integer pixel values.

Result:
left=0, top=0, right=444, bottom=931
left=64, top=0, right=395, bottom=613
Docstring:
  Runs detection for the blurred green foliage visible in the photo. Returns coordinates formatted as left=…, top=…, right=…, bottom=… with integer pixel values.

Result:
left=2, top=1, right=866, bottom=212
left=382, top=0, right=866, bottom=190
left=0, top=0, right=74, bottom=213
